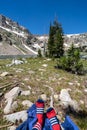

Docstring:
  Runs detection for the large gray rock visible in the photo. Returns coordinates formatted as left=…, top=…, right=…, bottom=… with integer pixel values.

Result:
left=5, top=87, right=22, bottom=101
left=4, top=99, right=18, bottom=114
left=59, top=89, right=79, bottom=111
left=12, top=59, right=24, bottom=65
left=6, top=59, right=24, bottom=67
left=4, top=110, right=27, bottom=123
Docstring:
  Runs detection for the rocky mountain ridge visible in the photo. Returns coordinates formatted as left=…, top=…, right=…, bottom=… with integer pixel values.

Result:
left=0, top=14, right=40, bottom=56
left=36, top=33, right=87, bottom=51
left=0, top=14, right=87, bottom=56
left=0, top=14, right=30, bottom=37
left=64, top=33, right=87, bottom=50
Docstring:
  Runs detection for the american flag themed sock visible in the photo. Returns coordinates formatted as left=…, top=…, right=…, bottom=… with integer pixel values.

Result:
left=46, top=107, right=61, bottom=130
left=32, top=99, right=44, bottom=130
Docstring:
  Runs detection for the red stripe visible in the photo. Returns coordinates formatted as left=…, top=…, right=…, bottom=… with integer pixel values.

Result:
left=36, top=102, right=44, bottom=107
left=52, top=124, right=61, bottom=130
left=33, top=122, right=41, bottom=130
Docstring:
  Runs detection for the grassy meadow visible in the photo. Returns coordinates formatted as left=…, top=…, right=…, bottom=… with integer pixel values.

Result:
left=0, top=57, right=87, bottom=130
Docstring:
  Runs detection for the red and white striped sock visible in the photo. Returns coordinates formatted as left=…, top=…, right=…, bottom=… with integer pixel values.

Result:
left=32, top=99, right=44, bottom=130
left=46, top=107, right=61, bottom=130
left=32, top=122, right=42, bottom=130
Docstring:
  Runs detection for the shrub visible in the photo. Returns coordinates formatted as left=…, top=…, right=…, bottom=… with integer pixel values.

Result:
left=38, top=49, right=42, bottom=57
left=56, top=44, right=84, bottom=75
left=0, top=34, right=2, bottom=41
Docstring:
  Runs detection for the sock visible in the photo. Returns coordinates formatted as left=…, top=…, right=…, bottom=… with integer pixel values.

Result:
left=32, top=99, right=44, bottom=130
left=46, top=107, right=61, bottom=130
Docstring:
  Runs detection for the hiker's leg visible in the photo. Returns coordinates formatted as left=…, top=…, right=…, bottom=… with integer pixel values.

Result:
left=46, top=107, right=61, bottom=130
left=32, top=99, right=44, bottom=130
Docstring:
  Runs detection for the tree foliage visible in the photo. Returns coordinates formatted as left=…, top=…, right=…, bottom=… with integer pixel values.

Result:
left=57, top=44, right=84, bottom=75
left=48, top=20, right=64, bottom=58
left=26, top=35, right=32, bottom=45
left=0, top=34, right=2, bottom=41
left=38, top=49, right=42, bottom=57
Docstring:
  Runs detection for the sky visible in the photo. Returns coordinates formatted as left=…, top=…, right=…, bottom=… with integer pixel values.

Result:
left=0, top=0, right=87, bottom=35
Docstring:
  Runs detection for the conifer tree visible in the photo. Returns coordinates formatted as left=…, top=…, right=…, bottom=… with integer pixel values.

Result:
left=48, top=24, right=55, bottom=57
left=48, top=20, right=64, bottom=58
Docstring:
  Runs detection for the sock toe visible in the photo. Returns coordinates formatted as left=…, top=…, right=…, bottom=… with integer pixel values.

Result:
left=46, top=107, right=56, bottom=118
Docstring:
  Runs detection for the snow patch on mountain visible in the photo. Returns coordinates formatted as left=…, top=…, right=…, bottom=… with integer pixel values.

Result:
left=36, top=36, right=48, bottom=41
left=23, top=44, right=38, bottom=55
left=0, top=25, right=26, bottom=38
left=66, top=34, right=80, bottom=38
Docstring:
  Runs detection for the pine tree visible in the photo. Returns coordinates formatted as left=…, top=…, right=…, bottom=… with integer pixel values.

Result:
left=48, top=24, right=55, bottom=57
left=48, top=20, right=64, bottom=58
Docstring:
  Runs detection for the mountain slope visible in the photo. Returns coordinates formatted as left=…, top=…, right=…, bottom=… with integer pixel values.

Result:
left=0, top=14, right=39, bottom=55
left=36, top=33, right=87, bottom=52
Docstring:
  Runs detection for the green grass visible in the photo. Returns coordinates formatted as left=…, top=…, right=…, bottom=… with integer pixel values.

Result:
left=77, top=118, right=87, bottom=130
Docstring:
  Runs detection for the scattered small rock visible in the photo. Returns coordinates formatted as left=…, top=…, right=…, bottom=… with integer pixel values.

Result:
left=0, top=72, right=9, bottom=77
left=80, top=100, right=84, bottom=105
left=21, top=90, right=30, bottom=96
left=58, top=78, right=62, bottom=81
left=24, top=78, right=29, bottom=81
left=84, top=89, right=87, bottom=93
left=22, top=58, right=27, bottom=63
left=28, top=70, right=35, bottom=74
left=40, top=94, right=47, bottom=101
left=46, top=58, right=51, bottom=61
left=0, top=92, right=3, bottom=97
left=28, top=86, right=31, bottom=90
left=32, top=91, right=36, bottom=94
left=39, top=68, right=46, bottom=71
left=76, top=82, right=80, bottom=86
left=22, top=100, right=33, bottom=107
left=42, top=64, right=48, bottom=67
left=75, top=89, right=81, bottom=93
left=68, top=82, right=74, bottom=86
left=16, top=69, right=23, bottom=73
left=54, top=94, right=58, bottom=101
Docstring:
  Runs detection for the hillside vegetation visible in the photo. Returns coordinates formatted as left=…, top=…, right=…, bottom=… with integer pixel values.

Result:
left=0, top=57, right=87, bottom=130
